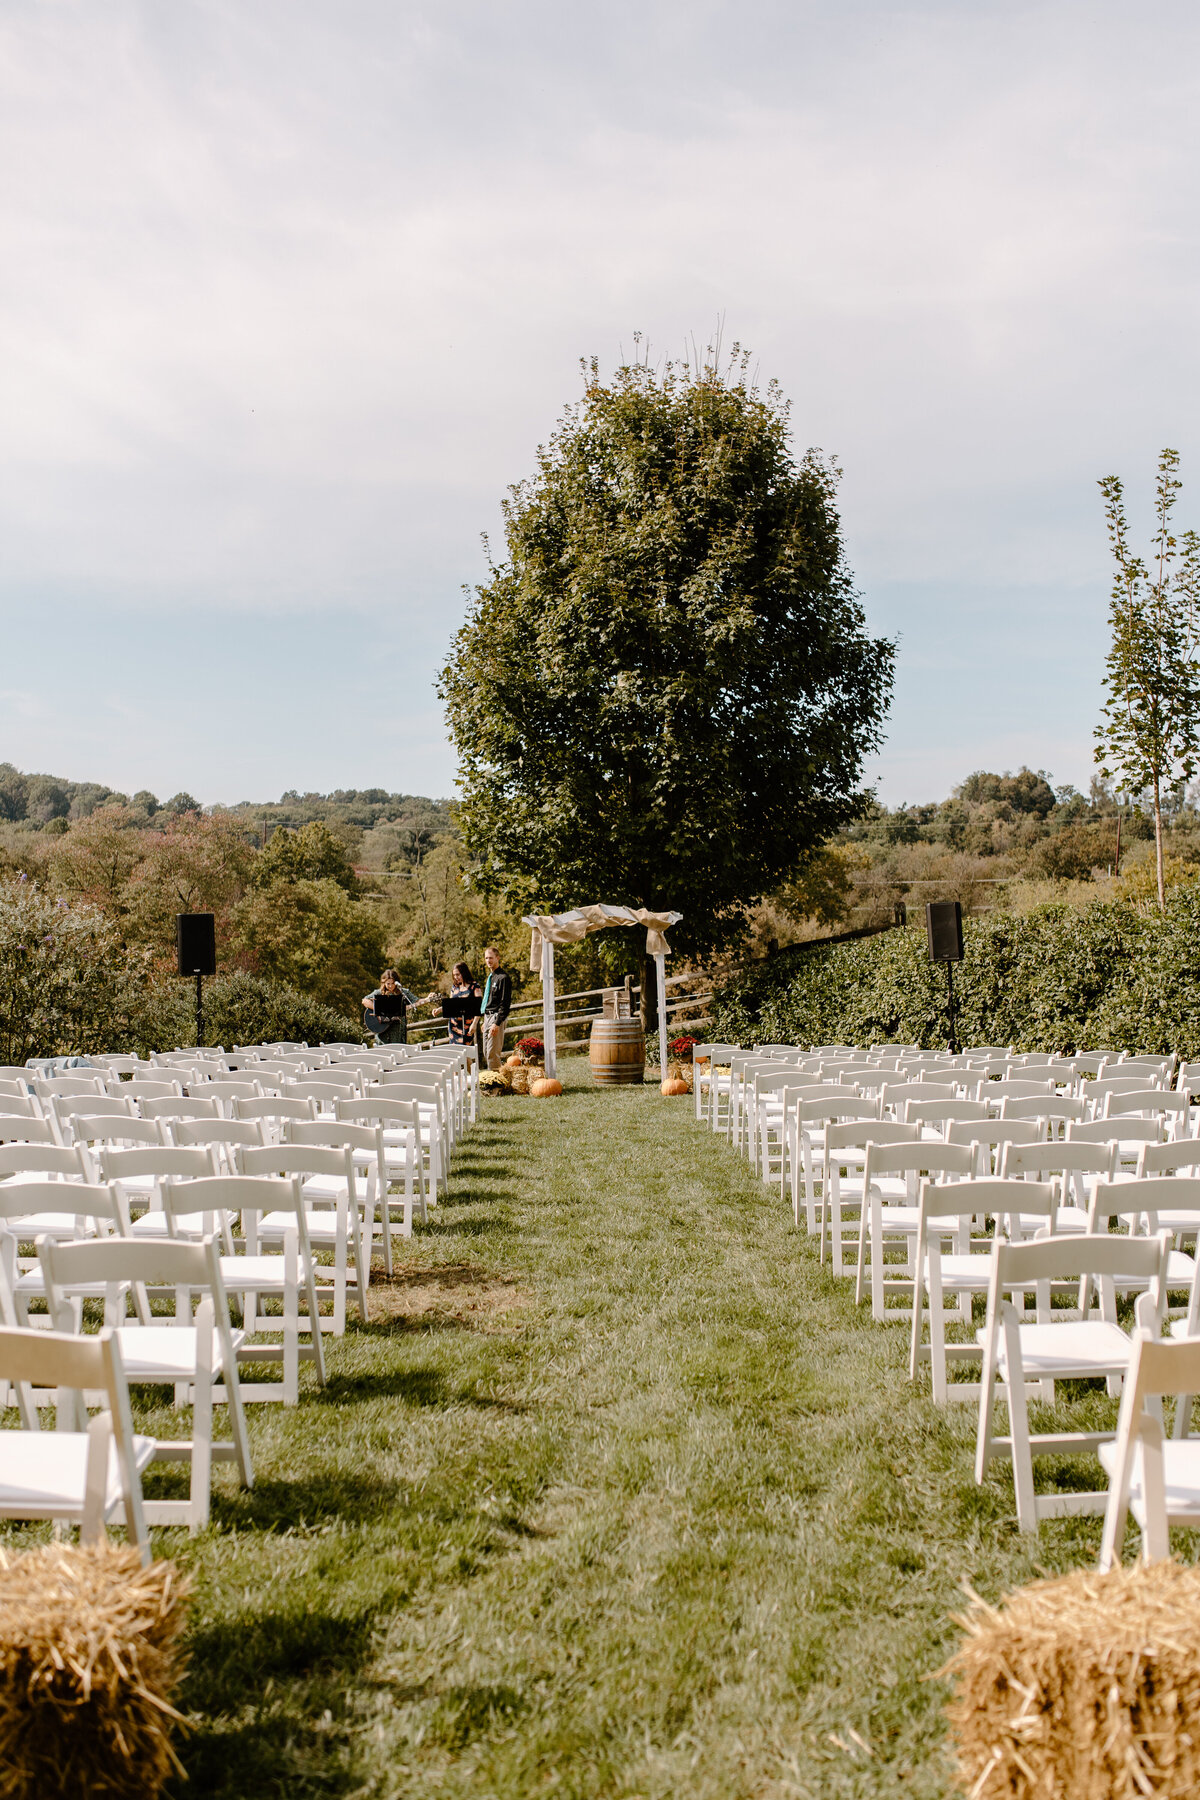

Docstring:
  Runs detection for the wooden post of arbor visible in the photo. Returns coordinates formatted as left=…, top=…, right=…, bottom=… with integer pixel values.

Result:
left=541, top=936, right=556, bottom=1078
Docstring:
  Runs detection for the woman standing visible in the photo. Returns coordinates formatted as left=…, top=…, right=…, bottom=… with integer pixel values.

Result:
left=447, top=961, right=483, bottom=1046
left=362, top=969, right=418, bottom=1044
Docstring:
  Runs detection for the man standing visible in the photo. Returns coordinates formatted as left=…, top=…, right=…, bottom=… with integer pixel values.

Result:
left=480, top=945, right=512, bottom=1070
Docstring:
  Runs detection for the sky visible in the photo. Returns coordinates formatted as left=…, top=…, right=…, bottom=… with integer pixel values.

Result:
left=2, top=0, right=1200, bottom=808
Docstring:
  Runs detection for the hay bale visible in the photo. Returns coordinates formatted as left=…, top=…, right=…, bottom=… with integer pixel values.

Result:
left=943, top=1561, right=1200, bottom=1799
left=0, top=1542, right=190, bottom=1800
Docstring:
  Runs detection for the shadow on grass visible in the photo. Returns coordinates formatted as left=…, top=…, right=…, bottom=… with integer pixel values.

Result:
left=321, top=1367, right=527, bottom=1412
left=214, top=1469, right=403, bottom=1532
left=174, top=1606, right=381, bottom=1799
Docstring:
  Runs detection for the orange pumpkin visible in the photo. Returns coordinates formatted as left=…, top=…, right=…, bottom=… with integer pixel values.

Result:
left=530, top=1078, right=563, bottom=1098
left=661, top=1078, right=689, bottom=1096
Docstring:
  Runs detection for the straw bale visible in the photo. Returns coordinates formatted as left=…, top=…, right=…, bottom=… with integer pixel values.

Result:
left=0, top=1541, right=190, bottom=1800
left=943, top=1561, right=1200, bottom=1799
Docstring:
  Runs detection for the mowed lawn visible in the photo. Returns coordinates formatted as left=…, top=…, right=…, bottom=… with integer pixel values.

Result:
left=7, top=1063, right=1117, bottom=1797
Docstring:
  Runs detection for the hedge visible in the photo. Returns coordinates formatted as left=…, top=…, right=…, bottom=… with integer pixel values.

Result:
left=710, top=886, right=1200, bottom=1057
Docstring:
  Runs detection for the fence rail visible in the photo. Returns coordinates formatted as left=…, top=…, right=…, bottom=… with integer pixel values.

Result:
left=403, top=973, right=714, bottom=1049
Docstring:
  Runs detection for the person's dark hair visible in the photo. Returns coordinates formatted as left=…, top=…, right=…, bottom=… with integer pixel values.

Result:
left=380, top=968, right=399, bottom=986
left=452, top=962, right=473, bottom=986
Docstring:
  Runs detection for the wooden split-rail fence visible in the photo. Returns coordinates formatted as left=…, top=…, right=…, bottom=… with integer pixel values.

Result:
left=406, top=972, right=713, bottom=1053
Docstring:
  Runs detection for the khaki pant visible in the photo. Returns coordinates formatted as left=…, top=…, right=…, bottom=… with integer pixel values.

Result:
left=483, top=1015, right=507, bottom=1070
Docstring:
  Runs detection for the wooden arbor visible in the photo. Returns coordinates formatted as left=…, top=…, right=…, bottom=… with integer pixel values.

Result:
left=521, top=907, right=683, bottom=1080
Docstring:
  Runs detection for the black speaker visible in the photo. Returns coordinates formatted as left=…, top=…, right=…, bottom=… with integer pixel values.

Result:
left=925, top=900, right=964, bottom=963
left=176, top=912, right=216, bottom=976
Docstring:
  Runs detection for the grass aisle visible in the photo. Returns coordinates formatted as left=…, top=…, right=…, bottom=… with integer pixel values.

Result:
left=169, top=1065, right=1099, bottom=1798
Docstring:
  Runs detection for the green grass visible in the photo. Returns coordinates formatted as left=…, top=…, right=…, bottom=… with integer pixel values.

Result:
left=3, top=1064, right=1137, bottom=1797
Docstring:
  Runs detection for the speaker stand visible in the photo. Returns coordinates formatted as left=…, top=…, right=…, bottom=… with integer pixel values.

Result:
left=944, top=960, right=959, bottom=1055
left=195, top=972, right=205, bottom=1049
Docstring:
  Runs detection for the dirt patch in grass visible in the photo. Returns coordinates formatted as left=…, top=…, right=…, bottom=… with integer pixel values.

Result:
left=368, top=1261, right=532, bottom=1332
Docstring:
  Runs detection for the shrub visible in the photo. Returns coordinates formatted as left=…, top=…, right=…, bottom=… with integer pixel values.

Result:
left=126, top=972, right=363, bottom=1055
left=0, top=879, right=361, bottom=1061
left=0, top=882, right=152, bottom=1065
left=711, top=882, right=1200, bottom=1055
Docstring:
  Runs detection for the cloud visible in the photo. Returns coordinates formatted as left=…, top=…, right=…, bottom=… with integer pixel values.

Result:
left=1, top=0, right=1199, bottom=799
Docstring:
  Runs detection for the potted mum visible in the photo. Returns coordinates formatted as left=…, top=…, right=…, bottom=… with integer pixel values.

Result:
left=666, top=1035, right=698, bottom=1090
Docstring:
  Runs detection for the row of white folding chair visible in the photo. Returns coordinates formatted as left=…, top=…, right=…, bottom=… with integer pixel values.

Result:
left=29, top=1232, right=252, bottom=1533
left=2, top=1125, right=378, bottom=1344
left=825, top=1151, right=1187, bottom=1537
left=0, top=1167, right=323, bottom=1401
left=3, top=1098, right=415, bottom=1284
left=856, top=1144, right=1200, bottom=1536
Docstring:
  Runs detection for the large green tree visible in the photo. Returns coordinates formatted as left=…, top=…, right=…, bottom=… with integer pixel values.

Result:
left=440, top=348, right=894, bottom=1012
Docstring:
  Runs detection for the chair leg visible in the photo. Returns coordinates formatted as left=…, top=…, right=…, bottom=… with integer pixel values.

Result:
left=1000, top=1304, right=1038, bottom=1533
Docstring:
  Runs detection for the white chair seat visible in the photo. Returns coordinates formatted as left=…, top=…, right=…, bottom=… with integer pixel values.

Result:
left=0, top=1431, right=157, bottom=1519
left=1142, top=1211, right=1200, bottom=1235
left=873, top=1204, right=922, bottom=1229
left=1098, top=1436, right=1200, bottom=1524
left=218, top=1254, right=293, bottom=1289
left=129, top=1212, right=205, bottom=1238
left=922, top=1253, right=994, bottom=1290
left=981, top=1319, right=1132, bottom=1378
left=113, top=1324, right=244, bottom=1380
left=259, top=1206, right=340, bottom=1244
left=1112, top=1250, right=1197, bottom=1289
left=7, top=1213, right=97, bottom=1238
left=299, top=1175, right=361, bottom=1204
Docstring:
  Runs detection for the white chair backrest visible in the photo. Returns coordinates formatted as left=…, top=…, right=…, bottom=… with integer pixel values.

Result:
left=238, top=1144, right=356, bottom=1186
left=141, top=1095, right=220, bottom=1122
left=98, top=1144, right=218, bottom=1183
left=1104, top=1089, right=1189, bottom=1120
left=34, top=1075, right=106, bottom=1099
left=0, top=1115, right=55, bottom=1145
left=0, top=1178, right=124, bottom=1229
left=171, top=1118, right=267, bottom=1150
left=1137, top=1141, right=1200, bottom=1177
left=232, top=1096, right=318, bottom=1126
left=1000, top=1140, right=1117, bottom=1181
left=104, top=1078, right=181, bottom=1101
left=0, top=1142, right=89, bottom=1181
left=904, top=1099, right=988, bottom=1126
left=999, top=1095, right=1087, bottom=1122
left=1067, top=1118, right=1164, bottom=1148
left=0, top=1095, right=41, bottom=1118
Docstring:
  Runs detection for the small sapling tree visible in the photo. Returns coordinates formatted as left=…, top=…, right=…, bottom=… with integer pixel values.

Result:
left=1096, top=448, right=1200, bottom=908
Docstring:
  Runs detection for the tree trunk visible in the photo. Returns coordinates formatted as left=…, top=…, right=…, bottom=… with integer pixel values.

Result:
left=640, top=951, right=658, bottom=1042
left=1154, top=775, right=1166, bottom=909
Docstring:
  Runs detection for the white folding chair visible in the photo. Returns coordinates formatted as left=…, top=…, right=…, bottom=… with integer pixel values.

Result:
left=283, top=1118, right=392, bottom=1269
left=38, top=1233, right=253, bottom=1532
left=855, top=1140, right=976, bottom=1320
left=999, top=1140, right=1117, bottom=1234
left=0, top=1325, right=154, bottom=1561
left=1099, top=1331, right=1200, bottom=1568
left=820, top=1121, right=921, bottom=1276
left=162, top=1174, right=326, bottom=1404
left=975, top=1232, right=1169, bottom=1532
left=239, top=1143, right=368, bottom=1332
left=789, top=1094, right=879, bottom=1228
left=97, top=1143, right=222, bottom=1238
left=336, top=1098, right=427, bottom=1226
left=909, top=1176, right=1056, bottom=1404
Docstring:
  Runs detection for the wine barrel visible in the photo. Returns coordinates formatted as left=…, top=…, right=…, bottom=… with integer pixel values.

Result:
left=589, top=1018, right=646, bottom=1085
